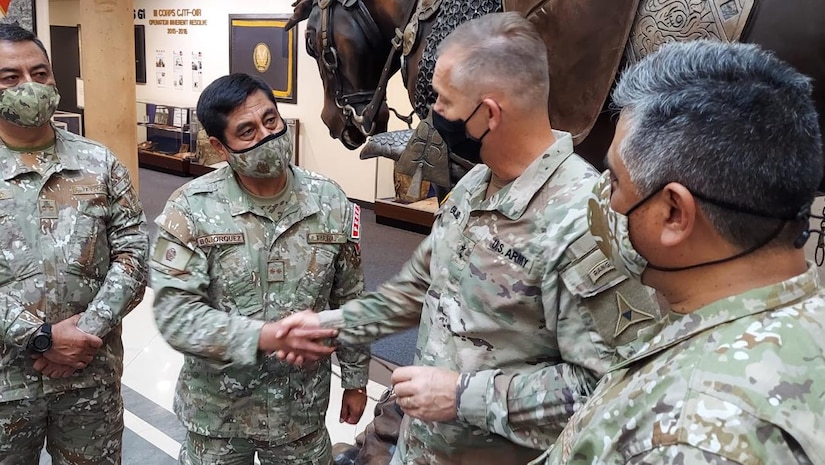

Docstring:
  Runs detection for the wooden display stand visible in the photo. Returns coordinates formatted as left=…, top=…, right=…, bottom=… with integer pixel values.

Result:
left=136, top=103, right=198, bottom=176
left=374, top=197, right=437, bottom=234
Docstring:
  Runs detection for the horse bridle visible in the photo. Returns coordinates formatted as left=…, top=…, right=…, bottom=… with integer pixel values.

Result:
left=316, top=0, right=417, bottom=136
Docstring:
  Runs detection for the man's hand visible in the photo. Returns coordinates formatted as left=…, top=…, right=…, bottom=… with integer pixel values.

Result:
left=340, top=388, right=368, bottom=424
left=45, top=314, right=103, bottom=368
left=259, top=311, right=338, bottom=365
left=392, top=366, right=459, bottom=422
left=31, top=355, right=76, bottom=378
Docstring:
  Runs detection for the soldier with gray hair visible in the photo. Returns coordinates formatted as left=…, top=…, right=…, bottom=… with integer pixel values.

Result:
left=0, top=23, right=149, bottom=464
left=535, top=40, right=825, bottom=464
left=276, top=12, right=660, bottom=464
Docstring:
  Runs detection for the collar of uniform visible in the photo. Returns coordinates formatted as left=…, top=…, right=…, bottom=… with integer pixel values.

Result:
left=224, top=165, right=321, bottom=219
left=610, top=263, right=820, bottom=372
left=479, top=130, right=575, bottom=220
left=0, top=126, right=80, bottom=180
left=52, top=127, right=82, bottom=171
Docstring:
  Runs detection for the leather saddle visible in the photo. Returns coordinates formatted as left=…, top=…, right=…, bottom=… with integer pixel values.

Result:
left=503, top=0, right=640, bottom=144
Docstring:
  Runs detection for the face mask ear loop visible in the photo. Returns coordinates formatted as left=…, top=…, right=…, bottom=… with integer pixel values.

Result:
left=800, top=204, right=825, bottom=265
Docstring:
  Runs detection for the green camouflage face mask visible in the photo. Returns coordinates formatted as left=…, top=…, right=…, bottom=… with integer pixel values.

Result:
left=0, top=82, right=61, bottom=128
left=226, top=127, right=293, bottom=178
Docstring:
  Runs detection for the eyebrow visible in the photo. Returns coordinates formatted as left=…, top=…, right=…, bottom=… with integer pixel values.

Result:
left=0, top=64, right=50, bottom=74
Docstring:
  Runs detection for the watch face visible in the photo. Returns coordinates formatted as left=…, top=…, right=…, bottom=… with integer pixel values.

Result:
left=32, top=334, right=51, bottom=351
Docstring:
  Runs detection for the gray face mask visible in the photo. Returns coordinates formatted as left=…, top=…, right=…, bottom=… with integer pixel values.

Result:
left=225, top=127, right=293, bottom=178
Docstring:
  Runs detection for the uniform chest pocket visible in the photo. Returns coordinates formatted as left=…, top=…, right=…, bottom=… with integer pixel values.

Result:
left=66, top=210, right=109, bottom=278
left=216, top=245, right=262, bottom=317
left=0, top=214, right=39, bottom=286
left=460, top=243, right=541, bottom=311
left=292, top=246, right=337, bottom=310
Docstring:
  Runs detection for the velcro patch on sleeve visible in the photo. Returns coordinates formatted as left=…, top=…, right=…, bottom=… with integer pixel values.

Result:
left=152, top=237, right=194, bottom=272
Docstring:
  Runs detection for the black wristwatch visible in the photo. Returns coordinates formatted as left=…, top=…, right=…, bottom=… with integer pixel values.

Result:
left=28, top=323, right=53, bottom=353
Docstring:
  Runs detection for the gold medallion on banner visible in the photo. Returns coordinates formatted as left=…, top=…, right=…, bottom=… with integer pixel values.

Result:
left=253, top=43, right=271, bottom=73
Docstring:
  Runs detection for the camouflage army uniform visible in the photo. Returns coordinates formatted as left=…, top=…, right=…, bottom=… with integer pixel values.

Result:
left=537, top=264, right=825, bottom=465
left=0, top=127, right=148, bottom=463
left=151, top=165, right=369, bottom=461
left=318, top=131, right=660, bottom=464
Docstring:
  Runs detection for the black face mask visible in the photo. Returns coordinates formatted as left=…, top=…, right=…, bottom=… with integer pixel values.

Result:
left=431, top=102, right=490, bottom=165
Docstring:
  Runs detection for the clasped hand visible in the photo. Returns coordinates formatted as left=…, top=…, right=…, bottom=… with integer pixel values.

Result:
left=258, top=310, right=338, bottom=365
left=31, top=314, right=103, bottom=379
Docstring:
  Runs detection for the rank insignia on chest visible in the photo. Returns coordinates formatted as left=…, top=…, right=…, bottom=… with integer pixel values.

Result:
left=38, top=199, right=58, bottom=219
left=0, top=189, right=12, bottom=200
left=267, top=260, right=285, bottom=282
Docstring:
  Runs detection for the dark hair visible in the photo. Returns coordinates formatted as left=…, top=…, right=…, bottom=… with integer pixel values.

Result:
left=196, top=73, right=278, bottom=144
left=612, top=40, right=823, bottom=250
left=0, top=23, right=49, bottom=61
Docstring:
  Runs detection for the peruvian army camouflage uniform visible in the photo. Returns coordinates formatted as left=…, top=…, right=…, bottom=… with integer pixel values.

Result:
left=150, top=165, right=369, bottom=452
left=536, top=264, right=825, bottom=465
left=318, top=131, right=661, bottom=464
left=0, top=127, right=148, bottom=463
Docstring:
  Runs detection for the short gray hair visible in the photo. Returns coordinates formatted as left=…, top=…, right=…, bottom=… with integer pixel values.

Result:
left=437, top=12, right=548, bottom=112
left=612, top=40, right=823, bottom=250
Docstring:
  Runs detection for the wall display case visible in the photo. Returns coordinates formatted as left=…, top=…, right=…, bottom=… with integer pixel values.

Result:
left=52, top=111, right=83, bottom=136
left=136, top=101, right=198, bottom=176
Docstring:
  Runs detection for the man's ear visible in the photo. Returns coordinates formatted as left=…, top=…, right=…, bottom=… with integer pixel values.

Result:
left=482, top=97, right=502, bottom=132
left=659, top=183, right=697, bottom=248
left=209, top=137, right=229, bottom=162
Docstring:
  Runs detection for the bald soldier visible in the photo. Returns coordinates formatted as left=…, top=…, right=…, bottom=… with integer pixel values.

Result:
left=276, top=12, right=661, bottom=464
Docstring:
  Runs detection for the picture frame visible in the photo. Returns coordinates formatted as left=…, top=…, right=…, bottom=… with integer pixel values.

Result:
left=0, top=0, right=36, bottom=33
left=229, top=14, right=298, bottom=104
left=285, top=118, right=300, bottom=166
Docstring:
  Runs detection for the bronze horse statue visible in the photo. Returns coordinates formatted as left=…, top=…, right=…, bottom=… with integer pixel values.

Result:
left=286, top=0, right=825, bottom=192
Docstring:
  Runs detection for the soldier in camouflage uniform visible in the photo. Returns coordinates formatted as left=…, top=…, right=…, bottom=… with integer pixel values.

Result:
left=535, top=41, right=825, bottom=464
left=0, top=24, right=148, bottom=465
left=150, top=73, right=370, bottom=465
left=276, top=13, right=660, bottom=464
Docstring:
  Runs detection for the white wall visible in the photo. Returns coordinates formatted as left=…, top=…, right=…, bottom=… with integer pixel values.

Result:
left=48, top=0, right=410, bottom=201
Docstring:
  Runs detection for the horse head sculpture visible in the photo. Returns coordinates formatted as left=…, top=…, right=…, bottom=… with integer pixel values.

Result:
left=287, top=0, right=411, bottom=149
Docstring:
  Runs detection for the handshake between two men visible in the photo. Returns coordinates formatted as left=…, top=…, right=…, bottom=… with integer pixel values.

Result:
left=258, top=310, right=462, bottom=424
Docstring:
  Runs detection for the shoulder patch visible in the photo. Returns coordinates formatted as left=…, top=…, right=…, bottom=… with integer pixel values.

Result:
left=614, top=292, right=656, bottom=338
left=152, top=237, right=194, bottom=272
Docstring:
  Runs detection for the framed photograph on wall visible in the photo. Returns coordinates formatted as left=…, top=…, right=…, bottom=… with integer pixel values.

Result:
left=285, top=118, right=300, bottom=166
left=0, top=0, right=36, bottom=33
left=229, top=15, right=298, bottom=104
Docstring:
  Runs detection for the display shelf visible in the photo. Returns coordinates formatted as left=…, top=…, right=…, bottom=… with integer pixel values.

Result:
left=374, top=197, right=437, bottom=234
left=136, top=102, right=198, bottom=176
left=137, top=122, right=190, bottom=132
left=138, top=149, right=190, bottom=176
